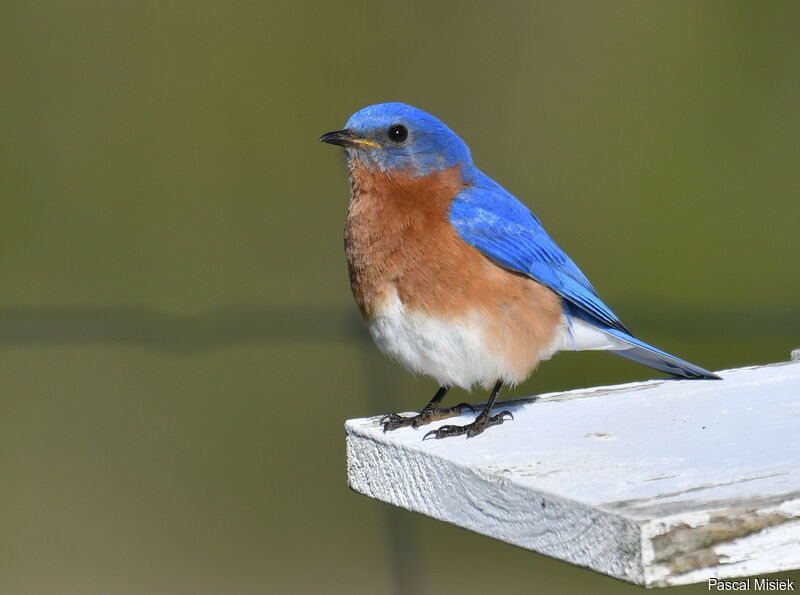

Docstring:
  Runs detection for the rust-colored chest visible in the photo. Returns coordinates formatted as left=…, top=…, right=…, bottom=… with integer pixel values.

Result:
left=344, top=162, right=471, bottom=319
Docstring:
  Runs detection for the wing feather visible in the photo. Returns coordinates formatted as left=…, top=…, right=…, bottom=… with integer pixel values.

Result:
left=450, top=171, right=628, bottom=333
left=449, top=170, right=719, bottom=380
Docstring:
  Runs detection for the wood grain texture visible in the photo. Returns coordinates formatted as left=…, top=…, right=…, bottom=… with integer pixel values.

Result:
left=346, top=357, right=800, bottom=587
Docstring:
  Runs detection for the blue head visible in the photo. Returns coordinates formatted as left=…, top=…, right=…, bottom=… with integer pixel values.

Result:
left=320, top=103, right=472, bottom=177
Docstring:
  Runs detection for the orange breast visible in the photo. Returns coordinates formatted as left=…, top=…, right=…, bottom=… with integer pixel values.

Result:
left=344, top=160, right=564, bottom=380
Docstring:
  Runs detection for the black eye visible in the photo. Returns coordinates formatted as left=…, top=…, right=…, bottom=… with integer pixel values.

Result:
left=387, top=124, right=408, bottom=143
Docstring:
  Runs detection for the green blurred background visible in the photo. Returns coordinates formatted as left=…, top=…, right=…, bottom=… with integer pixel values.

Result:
left=1, top=1, right=798, bottom=593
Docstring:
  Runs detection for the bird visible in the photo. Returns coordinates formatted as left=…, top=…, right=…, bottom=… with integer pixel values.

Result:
left=320, top=102, right=719, bottom=440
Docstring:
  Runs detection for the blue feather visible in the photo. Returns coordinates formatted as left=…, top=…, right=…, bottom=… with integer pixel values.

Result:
left=451, top=171, right=628, bottom=333
left=451, top=169, right=719, bottom=380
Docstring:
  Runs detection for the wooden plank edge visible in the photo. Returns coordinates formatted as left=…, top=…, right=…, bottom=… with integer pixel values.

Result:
left=346, top=422, right=647, bottom=585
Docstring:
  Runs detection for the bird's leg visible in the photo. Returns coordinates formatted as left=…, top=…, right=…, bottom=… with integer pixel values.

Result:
left=380, top=386, right=473, bottom=432
left=424, top=380, right=513, bottom=439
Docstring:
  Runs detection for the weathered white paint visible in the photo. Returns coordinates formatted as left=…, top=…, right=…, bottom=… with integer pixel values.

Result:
left=346, top=356, right=800, bottom=587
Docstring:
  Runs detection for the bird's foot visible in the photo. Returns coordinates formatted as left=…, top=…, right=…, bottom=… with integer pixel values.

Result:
left=423, top=409, right=514, bottom=440
left=380, top=403, right=474, bottom=432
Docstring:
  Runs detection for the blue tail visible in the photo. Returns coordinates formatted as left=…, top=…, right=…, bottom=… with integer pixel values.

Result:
left=603, top=327, right=720, bottom=380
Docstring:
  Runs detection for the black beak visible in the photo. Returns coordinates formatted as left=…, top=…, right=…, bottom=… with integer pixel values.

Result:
left=319, top=129, right=357, bottom=147
left=319, top=129, right=380, bottom=149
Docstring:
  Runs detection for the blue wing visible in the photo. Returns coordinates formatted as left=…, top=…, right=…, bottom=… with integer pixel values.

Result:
left=450, top=170, right=718, bottom=380
left=451, top=171, right=628, bottom=333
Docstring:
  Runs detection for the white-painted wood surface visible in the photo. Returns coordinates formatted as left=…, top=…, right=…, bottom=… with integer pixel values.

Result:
left=346, top=355, right=800, bottom=587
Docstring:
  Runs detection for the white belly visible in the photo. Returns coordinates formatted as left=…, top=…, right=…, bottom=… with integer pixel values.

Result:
left=367, top=289, right=629, bottom=390
left=366, top=288, right=555, bottom=389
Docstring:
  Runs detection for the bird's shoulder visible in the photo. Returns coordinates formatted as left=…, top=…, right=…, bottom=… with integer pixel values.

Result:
left=449, top=170, right=577, bottom=279
left=451, top=170, right=541, bottom=225
left=449, top=169, right=629, bottom=333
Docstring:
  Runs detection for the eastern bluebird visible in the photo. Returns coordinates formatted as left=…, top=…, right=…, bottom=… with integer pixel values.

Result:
left=321, top=103, right=719, bottom=440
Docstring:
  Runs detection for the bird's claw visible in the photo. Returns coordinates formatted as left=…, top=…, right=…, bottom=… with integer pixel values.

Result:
left=380, top=403, right=475, bottom=432
left=379, top=412, right=402, bottom=425
left=423, top=410, right=513, bottom=440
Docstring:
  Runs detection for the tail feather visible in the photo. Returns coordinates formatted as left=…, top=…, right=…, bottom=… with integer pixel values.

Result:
left=603, top=327, right=720, bottom=380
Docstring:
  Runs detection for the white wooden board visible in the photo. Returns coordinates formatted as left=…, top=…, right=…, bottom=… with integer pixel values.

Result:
left=346, top=356, right=800, bottom=587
